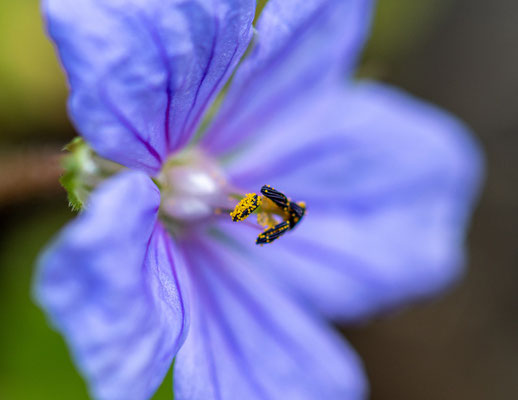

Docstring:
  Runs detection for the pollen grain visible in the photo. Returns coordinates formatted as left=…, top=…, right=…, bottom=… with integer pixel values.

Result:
left=230, top=193, right=261, bottom=222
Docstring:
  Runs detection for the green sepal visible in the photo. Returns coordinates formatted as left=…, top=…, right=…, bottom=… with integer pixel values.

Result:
left=59, top=171, right=84, bottom=211
left=59, top=137, right=95, bottom=211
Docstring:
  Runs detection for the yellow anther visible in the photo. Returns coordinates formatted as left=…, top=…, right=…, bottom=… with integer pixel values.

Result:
left=230, top=193, right=262, bottom=222
left=229, top=185, right=306, bottom=245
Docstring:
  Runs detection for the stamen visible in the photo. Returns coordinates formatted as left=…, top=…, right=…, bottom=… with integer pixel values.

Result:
left=256, top=221, right=290, bottom=245
left=230, top=193, right=262, bottom=222
left=230, top=185, right=306, bottom=245
left=260, top=185, right=289, bottom=212
left=256, top=211, right=278, bottom=229
left=288, top=201, right=306, bottom=230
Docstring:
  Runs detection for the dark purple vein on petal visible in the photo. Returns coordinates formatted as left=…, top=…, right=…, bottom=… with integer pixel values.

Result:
left=90, top=225, right=165, bottom=382
left=207, top=3, right=332, bottom=133
left=159, top=224, right=187, bottom=354
left=197, top=239, right=359, bottom=397
left=177, top=9, right=220, bottom=150
left=200, top=311, right=222, bottom=400
left=193, top=257, right=271, bottom=400
left=98, top=81, right=163, bottom=166
left=184, top=252, right=222, bottom=400
left=139, top=15, right=175, bottom=153
left=184, top=42, right=240, bottom=144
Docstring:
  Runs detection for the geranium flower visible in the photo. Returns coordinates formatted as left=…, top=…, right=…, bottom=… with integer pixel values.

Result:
left=34, top=0, right=483, bottom=399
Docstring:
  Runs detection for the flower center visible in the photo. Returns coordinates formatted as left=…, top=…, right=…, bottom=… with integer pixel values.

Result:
left=157, top=150, right=306, bottom=245
left=231, top=185, right=306, bottom=245
left=157, top=149, right=231, bottom=222
left=59, top=140, right=305, bottom=245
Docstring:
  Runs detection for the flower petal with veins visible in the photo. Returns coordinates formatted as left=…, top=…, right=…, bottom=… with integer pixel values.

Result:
left=35, top=171, right=189, bottom=400
left=44, top=0, right=255, bottom=173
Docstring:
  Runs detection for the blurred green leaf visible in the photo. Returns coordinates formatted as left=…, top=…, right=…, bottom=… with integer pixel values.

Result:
left=362, top=0, right=452, bottom=74
left=0, top=206, right=175, bottom=399
left=0, top=207, right=88, bottom=399
left=0, top=0, right=69, bottom=142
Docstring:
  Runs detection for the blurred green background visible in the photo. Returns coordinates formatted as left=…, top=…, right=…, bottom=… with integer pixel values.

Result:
left=0, top=0, right=516, bottom=399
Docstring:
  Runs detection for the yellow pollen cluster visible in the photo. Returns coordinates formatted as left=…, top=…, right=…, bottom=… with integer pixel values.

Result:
left=230, top=193, right=262, bottom=222
left=229, top=184, right=306, bottom=245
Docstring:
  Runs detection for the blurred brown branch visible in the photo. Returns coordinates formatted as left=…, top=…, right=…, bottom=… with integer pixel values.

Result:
left=0, top=147, right=63, bottom=207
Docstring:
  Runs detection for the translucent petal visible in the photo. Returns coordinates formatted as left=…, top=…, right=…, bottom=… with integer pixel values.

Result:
left=174, top=236, right=367, bottom=400
left=219, top=82, right=484, bottom=320
left=44, top=0, right=255, bottom=173
left=202, top=0, right=374, bottom=155
left=35, top=171, right=189, bottom=400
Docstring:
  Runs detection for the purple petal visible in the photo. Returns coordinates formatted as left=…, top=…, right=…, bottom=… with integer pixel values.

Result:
left=201, top=0, right=374, bottom=155
left=44, top=0, right=255, bottom=174
left=218, top=82, right=484, bottom=320
left=173, top=236, right=367, bottom=400
left=34, top=171, right=189, bottom=400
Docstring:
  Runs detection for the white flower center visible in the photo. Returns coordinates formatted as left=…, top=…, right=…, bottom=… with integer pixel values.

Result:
left=156, top=149, right=306, bottom=245
left=157, top=149, right=231, bottom=222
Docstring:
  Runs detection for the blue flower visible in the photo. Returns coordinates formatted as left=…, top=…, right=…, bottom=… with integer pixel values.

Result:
left=35, top=1, right=483, bottom=399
